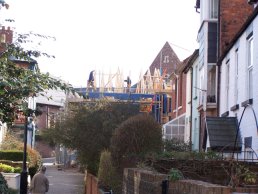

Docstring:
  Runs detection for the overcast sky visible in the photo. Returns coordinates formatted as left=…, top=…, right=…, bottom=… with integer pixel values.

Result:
left=2, top=0, right=200, bottom=87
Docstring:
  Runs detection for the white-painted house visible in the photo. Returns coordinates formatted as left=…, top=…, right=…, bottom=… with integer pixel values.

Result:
left=219, top=5, right=258, bottom=160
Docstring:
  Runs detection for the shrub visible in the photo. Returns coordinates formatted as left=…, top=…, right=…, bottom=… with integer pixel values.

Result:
left=0, top=163, right=14, bottom=173
left=168, top=168, right=184, bottom=182
left=13, top=167, right=22, bottom=173
left=98, top=150, right=119, bottom=192
left=163, top=139, right=191, bottom=152
left=8, top=188, right=19, bottom=194
left=1, top=133, right=42, bottom=175
left=0, top=150, right=24, bottom=161
left=111, top=114, right=162, bottom=163
left=0, top=160, right=23, bottom=168
left=0, top=173, right=9, bottom=194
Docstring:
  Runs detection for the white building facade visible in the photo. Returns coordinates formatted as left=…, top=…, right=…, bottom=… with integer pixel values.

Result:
left=219, top=7, right=258, bottom=160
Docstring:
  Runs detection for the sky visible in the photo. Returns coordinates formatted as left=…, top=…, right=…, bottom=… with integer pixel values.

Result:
left=1, top=0, right=200, bottom=87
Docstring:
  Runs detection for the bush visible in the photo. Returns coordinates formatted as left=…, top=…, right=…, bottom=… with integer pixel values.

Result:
left=0, top=150, right=24, bottom=161
left=29, top=166, right=38, bottom=179
left=0, top=160, right=23, bottom=168
left=168, top=168, right=184, bottom=182
left=13, top=167, right=22, bottom=173
left=8, top=188, right=19, bottom=194
left=1, top=133, right=42, bottom=175
left=111, top=114, right=162, bottom=163
left=98, top=150, right=119, bottom=192
left=0, top=163, right=14, bottom=173
left=163, top=139, right=191, bottom=152
left=0, top=173, right=9, bottom=194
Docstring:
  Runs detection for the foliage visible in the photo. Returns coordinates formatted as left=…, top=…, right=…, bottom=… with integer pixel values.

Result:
left=163, top=138, right=191, bottom=152
left=44, top=100, right=139, bottom=175
left=0, top=29, right=74, bottom=124
left=155, top=150, right=221, bottom=160
left=0, top=150, right=23, bottom=161
left=98, top=150, right=120, bottom=192
left=0, top=163, right=14, bottom=173
left=13, top=167, right=21, bottom=173
left=0, top=173, right=9, bottom=194
left=222, top=160, right=257, bottom=188
left=8, top=188, right=19, bottom=194
left=168, top=168, right=184, bottom=182
left=0, top=133, right=42, bottom=172
left=136, top=161, right=156, bottom=172
left=111, top=113, right=162, bottom=164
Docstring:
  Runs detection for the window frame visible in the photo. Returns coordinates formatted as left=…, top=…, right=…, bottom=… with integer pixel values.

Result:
left=247, top=35, right=253, bottom=99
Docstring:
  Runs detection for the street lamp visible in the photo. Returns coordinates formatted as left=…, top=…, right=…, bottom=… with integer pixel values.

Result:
left=20, top=111, right=29, bottom=194
left=20, top=97, right=36, bottom=194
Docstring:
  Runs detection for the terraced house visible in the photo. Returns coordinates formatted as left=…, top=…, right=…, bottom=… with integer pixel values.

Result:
left=218, top=3, right=258, bottom=160
left=192, top=0, right=257, bottom=158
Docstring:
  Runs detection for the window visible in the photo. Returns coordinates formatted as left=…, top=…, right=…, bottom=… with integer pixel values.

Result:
left=247, top=36, right=253, bottom=99
left=163, top=115, right=185, bottom=141
left=179, top=75, right=183, bottom=106
left=198, top=66, right=205, bottom=106
left=234, top=49, right=239, bottom=104
left=225, top=61, right=230, bottom=110
left=207, top=65, right=216, bottom=103
left=174, top=78, right=178, bottom=111
left=194, top=65, right=198, bottom=97
left=244, top=136, right=253, bottom=161
left=0, top=34, right=6, bottom=43
left=209, top=0, right=218, bottom=19
left=163, top=56, right=169, bottom=63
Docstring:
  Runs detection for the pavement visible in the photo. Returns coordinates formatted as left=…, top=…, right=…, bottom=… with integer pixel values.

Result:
left=40, top=157, right=85, bottom=194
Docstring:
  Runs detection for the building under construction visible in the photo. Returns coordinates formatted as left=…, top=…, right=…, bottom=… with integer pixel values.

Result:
left=74, top=42, right=181, bottom=124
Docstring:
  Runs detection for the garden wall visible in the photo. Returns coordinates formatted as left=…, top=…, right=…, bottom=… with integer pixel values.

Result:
left=123, top=168, right=258, bottom=194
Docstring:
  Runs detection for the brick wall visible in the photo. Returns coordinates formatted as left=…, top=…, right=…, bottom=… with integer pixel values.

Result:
left=123, top=168, right=258, bottom=194
left=171, top=68, right=187, bottom=119
left=170, top=180, right=258, bottom=194
left=123, top=168, right=167, bottom=194
left=219, top=0, right=253, bottom=57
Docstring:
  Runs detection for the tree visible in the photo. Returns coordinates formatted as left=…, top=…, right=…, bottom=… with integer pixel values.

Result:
left=44, top=100, right=139, bottom=175
left=111, top=113, right=163, bottom=163
left=0, top=29, right=73, bottom=124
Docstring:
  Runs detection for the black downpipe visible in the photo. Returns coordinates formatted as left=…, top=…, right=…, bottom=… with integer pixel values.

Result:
left=190, top=67, right=193, bottom=151
left=161, top=179, right=169, bottom=194
left=216, top=0, right=221, bottom=116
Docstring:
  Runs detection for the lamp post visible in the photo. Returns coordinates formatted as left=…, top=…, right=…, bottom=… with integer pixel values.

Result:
left=20, top=97, right=36, bottom=194
left=20, top=112, right=29, bottom=194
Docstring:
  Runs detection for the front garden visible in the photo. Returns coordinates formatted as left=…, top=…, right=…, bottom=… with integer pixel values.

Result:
left=0, top=133, right=42, bottom=194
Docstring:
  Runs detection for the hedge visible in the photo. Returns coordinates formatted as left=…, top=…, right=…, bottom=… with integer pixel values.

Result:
left=0, top=150, right=24, bottom=161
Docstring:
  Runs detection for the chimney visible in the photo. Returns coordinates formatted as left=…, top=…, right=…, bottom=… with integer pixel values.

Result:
left=219, top=0, right=253, bottom=57
left=0, top=26, right=13, bottom=44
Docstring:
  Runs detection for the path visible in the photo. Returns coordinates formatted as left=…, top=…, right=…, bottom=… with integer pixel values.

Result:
left=42, top=158, right=85, bottom=194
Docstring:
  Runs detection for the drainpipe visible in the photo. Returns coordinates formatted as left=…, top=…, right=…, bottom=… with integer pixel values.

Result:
left=216, top=0, right=221, bottom=116
left=190, top=67, right=193, bottom=151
